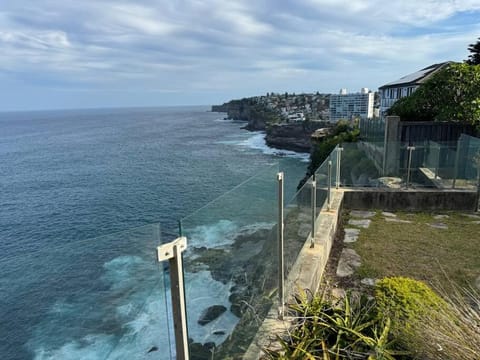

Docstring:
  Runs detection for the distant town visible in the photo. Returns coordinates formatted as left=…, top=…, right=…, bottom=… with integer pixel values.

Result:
left=213, top=62, right=450, bottom=126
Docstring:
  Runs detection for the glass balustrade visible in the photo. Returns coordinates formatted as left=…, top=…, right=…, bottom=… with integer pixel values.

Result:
left=1, top=224, right=172, bottom=360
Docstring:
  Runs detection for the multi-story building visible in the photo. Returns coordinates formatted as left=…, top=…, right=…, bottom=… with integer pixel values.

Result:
left=329, top=88, right=374, bottom=122
left=379, top=62, right=451, bottom=116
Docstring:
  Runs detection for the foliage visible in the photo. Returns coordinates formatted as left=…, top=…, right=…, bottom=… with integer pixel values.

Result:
left=466, top=37, right=480, bottom=65
left=388, top=63, right=480, bottom=128
left=406, top=283, right=480, bottom=360
left=264, top=291, right=410, bottom=359
left=308, top=121, right=359, bottom=175
left=374, top=277, right=447, bottom=339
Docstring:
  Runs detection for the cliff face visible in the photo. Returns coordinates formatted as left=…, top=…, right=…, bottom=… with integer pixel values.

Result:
left=265, top=122, right=328, bottom=153
left=212, top=99, right=329, bottom=152
left=212, top=99, right=278, bottom=131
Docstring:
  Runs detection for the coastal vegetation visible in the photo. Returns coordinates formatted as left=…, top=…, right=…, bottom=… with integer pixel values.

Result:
left=388, top=63, right=480, bottom=130
left=300, top=121, right=360, bottom=187
left=265, top=278, right=480, bottom=359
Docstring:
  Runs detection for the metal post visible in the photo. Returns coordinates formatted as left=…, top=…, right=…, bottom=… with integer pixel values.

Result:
left=336, top=147, right=343, bottom=189
left=277, top=172, right=285, bottom=319
left=452, top=143, right=460, bottom=189
left=406, top=146, right=415, bottom=189
left=311, top=176, right=316, bottom=248
left=327, top=161, right=332, bottom=210
left=476, top=170, right=480, bottom=212
left=157, top=237, right=189, bottom=360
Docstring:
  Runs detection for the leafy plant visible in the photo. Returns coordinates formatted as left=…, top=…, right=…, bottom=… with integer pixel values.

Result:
left=388, top=63, right=480, bottom=130
left=264, top=290, right=409, bottom=359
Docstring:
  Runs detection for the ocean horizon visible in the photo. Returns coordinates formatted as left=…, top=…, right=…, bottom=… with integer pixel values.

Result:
left=0, top=106, right=308, bottom=359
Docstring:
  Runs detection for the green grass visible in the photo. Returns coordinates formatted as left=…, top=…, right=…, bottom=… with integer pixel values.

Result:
left=349, top=211, right=480, bottom=287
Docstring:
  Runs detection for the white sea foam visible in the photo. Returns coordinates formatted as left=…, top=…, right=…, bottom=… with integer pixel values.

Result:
left=187, top=219, right=239, bottom=248
left=184, top=270, right=238, bottom=345
left=237, top=132, right=310, bottom=162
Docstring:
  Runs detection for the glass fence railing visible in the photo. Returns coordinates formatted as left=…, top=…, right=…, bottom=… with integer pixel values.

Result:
left=1, top=224, right=172, bottom=360
left=359, top=117, right=385, bottom=144
left=179, top=162, right=280, bottom=359
left=176, top=158, right=321, bottom=358
left=329, top=139, right=480, bottom=190
left=283, top=175, right=313, bottom=281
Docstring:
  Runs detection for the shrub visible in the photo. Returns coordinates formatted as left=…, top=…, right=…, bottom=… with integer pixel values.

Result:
left=264, top=290, right=410, bottom=359
left=375, top=277, right=446, bottom=326
left=374, top=277, right=448, bottom=357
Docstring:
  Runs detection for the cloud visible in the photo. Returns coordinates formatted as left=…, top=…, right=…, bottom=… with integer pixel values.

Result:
left=1, top=0, right=480, bottom=109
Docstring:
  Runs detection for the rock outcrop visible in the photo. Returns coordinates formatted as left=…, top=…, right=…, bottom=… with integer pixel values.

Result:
left=265, top=122, right=329, bottom=153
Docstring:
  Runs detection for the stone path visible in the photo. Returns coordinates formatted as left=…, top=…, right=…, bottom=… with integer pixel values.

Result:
left=348, top=219, right=371, bottom=228
left=343, top=228, right=360, bottom=243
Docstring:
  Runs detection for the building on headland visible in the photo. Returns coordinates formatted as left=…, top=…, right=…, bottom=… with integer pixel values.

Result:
left=378, top=62, right=452, bottom=116
left=329, top=88, right=374, bottom=122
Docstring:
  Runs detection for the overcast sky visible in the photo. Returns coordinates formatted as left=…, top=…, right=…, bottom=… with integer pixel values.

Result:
left=1, top=0, right=480, bottom=111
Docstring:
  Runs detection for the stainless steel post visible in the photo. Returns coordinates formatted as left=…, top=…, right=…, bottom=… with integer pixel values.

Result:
left=406, top=146, right=415, bottom=189
left=311, top=177, right=316, bottom=248
left=336, top=147, right=343, bottom=189
left=452, top=142, right=460, bottom=189
left=277, top=172, right=285, bottom=319
left=157, top=237, right=189, bottom=360
left=327, top=161, right=332, bottom=210
left=476, top=171, right=480, bottom=212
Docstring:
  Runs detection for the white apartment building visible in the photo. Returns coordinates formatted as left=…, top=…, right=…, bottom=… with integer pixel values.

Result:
left=329, top=88, right=374, bottom=122
left=378, top=62, right=451, bottom=116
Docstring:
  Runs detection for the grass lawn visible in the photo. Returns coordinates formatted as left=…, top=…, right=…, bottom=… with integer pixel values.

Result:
left=348, top=211, right=480, bottom=288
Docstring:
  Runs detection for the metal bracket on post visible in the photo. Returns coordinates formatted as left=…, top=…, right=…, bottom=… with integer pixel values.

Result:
left=157, top=237, right=189, bottom=360
left=277, top=172, right=285, bottom=319
left=327, top=161, right=332, bottom=210
left=336, top=147, right=343, bottom=189
left=311, top=177, right=316, bottom=248
left=406, top=146, right=415, bottom=189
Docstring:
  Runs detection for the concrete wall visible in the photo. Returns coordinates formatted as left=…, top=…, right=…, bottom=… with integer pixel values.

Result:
left=344, top=188, right=477, bottom=211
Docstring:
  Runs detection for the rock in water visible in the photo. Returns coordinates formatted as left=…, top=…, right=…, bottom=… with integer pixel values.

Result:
left=198, top=305, right=227, bottom=326
left=147, top=346, right=158, bottom=353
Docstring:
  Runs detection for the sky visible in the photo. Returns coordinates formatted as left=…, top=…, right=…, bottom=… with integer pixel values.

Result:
left=1, top=0, right=480, bottom=111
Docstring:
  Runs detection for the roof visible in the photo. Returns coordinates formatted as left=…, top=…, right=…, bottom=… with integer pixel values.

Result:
left=379, top=62, right=452, bottom=89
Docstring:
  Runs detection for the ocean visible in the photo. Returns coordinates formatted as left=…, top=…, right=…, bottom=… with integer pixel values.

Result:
left=0, top=106, right=308, bottom=359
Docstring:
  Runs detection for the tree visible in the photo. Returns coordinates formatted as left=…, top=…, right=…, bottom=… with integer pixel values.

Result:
left=466, top=37, right=480, bottom=65
left=388, top=63, right=480, bottom=128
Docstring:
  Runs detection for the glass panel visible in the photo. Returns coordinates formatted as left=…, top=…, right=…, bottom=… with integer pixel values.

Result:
left=423, top=140, right=441, bottom=179
left=456, top=134, right=480, bottom=189
left=284, top=175, right=313, bottom=279
left=360, top=117, right=385, bottom=144
left=311, top=136, right=480, bottom=190
left=180, top=163, right=279, bottom=359
left=1, top=224, right=172, bottom=360
left=338, top=142, right=382, bottom=187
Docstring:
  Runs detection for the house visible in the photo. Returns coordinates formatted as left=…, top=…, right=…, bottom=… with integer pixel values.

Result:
left=379, top=62, right=452, bottom=115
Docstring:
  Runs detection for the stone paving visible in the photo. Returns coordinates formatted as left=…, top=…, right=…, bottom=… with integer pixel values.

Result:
left=347, top=219, right=371, bottom=228
left=343, top=228, right=360, bottom=243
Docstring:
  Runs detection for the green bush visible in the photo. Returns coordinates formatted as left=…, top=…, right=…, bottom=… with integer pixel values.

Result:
left=375, top=277, right=447, bottom=335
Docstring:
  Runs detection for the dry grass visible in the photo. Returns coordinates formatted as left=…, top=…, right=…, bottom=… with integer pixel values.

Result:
left=349, top=211, right=480, bottom=288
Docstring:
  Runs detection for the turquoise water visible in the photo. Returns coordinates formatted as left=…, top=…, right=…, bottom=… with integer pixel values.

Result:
left=0, top=106, right=308, bottom=359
